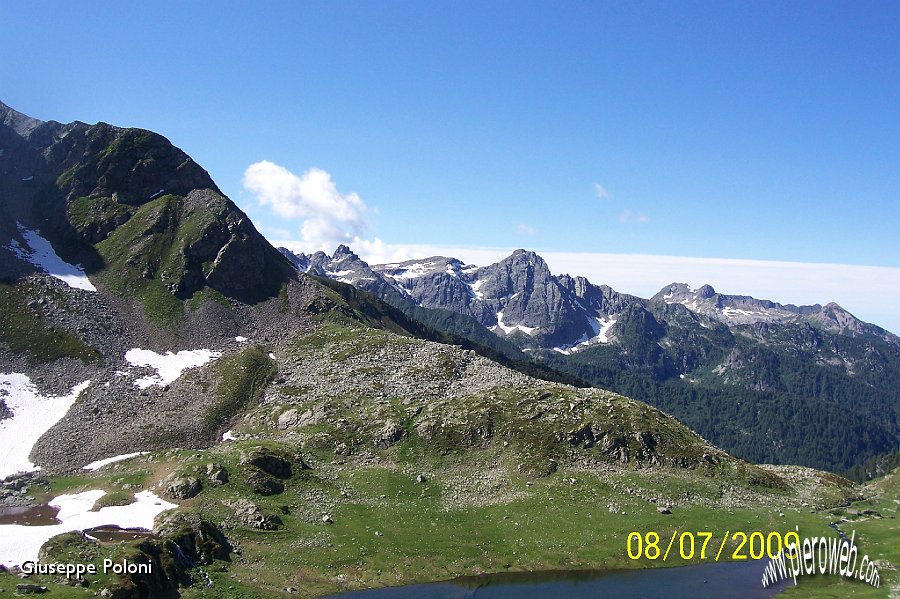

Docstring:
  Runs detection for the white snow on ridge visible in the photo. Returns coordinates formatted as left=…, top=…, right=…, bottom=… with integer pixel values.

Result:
left=552, top=315, right=617, bottom=355
left=0, top=490, right=177, bottom=568
left=588, top=315, right=617, bottom=344
left=125, top=349, right=221, bottom=389
left=492, top=311, right=537, bottom=336
left=466, top=279, right=487, bottom=300
left=0, top=374, right=91, bottom=480
left=386, top=261, right=438, bottom=280
left=235, top=336, right=248, bottom=343
left=718, top=306, right=787, bottom=320
left=8, top=224, right=96, bottom=291
left=82, top=452, right=149, bottom=471
left=324, top=268, right=355, bottom=284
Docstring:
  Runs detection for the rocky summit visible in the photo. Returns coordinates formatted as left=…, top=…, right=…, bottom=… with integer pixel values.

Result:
left=0, top=102, right=895, bottom=599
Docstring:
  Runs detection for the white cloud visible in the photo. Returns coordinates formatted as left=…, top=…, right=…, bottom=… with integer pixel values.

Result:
left=242, top=161, right=369, bottom=252
left=516, top=223, right=537, bottom=235
left=594, top=183, right=611, bottom=200
left=619, top=210, right=650, bottom=223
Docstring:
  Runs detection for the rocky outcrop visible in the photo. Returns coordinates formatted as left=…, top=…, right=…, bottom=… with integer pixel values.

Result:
left=225, top=499, right=284, bottom=530
left=163, top=476, right=202, bottom=500
left=241, top=447, right=294, bottom=478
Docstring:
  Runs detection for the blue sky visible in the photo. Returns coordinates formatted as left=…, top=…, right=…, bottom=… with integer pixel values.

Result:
left=3, top=1, right=899, bottom=330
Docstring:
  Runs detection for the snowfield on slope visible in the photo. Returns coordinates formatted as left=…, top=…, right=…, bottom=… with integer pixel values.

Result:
left=7, top=224, right=96, bottom=291
left=124, top=348, right=222, bottom=389
left=0, top=374, right=91, bottom=480
left=553, top=316, right=617, bottom=355
left=0, top=490, right=177, bottom=568
left=492, top=311, right=537, bottom=336
left=82, top=452, right=150, bottom=471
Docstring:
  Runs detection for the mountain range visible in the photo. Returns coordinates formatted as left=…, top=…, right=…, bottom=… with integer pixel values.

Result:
left=280, top=245, right=900, bottom=476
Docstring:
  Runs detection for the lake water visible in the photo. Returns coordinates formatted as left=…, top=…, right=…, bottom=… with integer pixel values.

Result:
left=323, top=559, right=792, bottom=599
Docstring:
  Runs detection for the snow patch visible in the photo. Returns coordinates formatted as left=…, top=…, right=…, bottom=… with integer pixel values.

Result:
left=589, top=316, right=616, bottom=343
left=0, top=490, right=177, bottom=568
left=125, top=349, right=221, bottom=389
left=234, top=336, right=248, bottom=343
left=385, top=261, right=438, bottom=280
left=718, top=306, right=786, bottom=320
left=8, top=224, right=96, bottom=291
left=0, top=375, right=91, bottom=480
left=83, top=452, right=149, bottom=471
left=552, top=315, right=617, bottom=354
left=492, top=311, right=537, bottom=336
left=222, top=430, right=237, bottom=441
left=466, top=279, right=487, bottom=300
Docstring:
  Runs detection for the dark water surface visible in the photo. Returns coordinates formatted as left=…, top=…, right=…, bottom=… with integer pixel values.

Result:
left=323, top=560, right=792, bottom=599
left=0, top=503, right=60, bottom=525
left=84, top=526, right=156, bottom=542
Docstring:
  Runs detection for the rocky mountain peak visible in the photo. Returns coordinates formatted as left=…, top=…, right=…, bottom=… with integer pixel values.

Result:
left=507, top=248, right=545, bottom=264
left=332, top=244, right=360, bottom=261
left=0, top=101, right=45, bottom=137
left=696, top=284, right=716, bottom=298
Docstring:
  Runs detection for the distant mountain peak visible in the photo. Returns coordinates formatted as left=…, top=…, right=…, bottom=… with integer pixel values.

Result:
left=697, top=284, right=716, bottom=298
left=333, top=244, right=360, bottom=261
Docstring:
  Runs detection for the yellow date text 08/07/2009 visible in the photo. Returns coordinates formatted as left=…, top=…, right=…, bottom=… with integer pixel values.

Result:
left=626, top=531, right=801, bottom=562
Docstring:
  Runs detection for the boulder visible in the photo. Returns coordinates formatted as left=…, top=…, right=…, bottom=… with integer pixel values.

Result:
left=164, top=476, right=202, bottom=500
left=205, top=463, right=229, bottom=486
